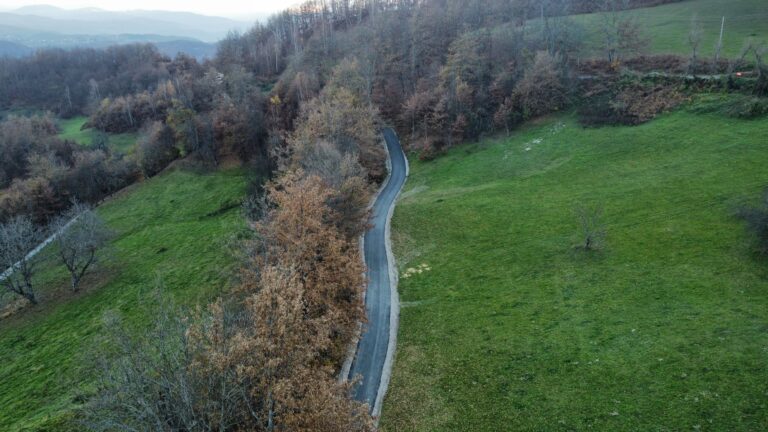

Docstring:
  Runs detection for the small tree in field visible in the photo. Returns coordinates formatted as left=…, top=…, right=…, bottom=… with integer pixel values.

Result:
left=738, top=190, right=768, bottom=255
left=53, top=202, right=113, bottom=292
left=0, top=216, right=45, bottom=304
left=600, top=0, right=648, bottom=63
left=576, top=204, right=607, bottom=251
left=732, top=39, right=768, bottom=96
left=688, top=14, right=704, bottom=76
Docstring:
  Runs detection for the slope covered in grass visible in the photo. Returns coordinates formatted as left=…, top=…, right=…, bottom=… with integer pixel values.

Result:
left=58, top=116, right=138, bottom=154
left=566, top=0, right=768, bottom=58
left=381, top=108, right=768, bottom=430
left=0, top=168, right=246, bottom=431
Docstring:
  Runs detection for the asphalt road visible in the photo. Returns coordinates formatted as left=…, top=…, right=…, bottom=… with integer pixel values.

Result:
left=348, top=127, right=407, bottom=415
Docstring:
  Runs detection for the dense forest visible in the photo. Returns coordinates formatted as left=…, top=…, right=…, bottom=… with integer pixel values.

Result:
left=1, top=0, right=766, bottom=429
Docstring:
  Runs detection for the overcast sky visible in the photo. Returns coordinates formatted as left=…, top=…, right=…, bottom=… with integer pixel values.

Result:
left=0, top=1, right=298, bottom=20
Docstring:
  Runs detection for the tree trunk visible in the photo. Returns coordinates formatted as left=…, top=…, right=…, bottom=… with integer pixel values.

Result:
left=22, top=290, right=38, bottom=305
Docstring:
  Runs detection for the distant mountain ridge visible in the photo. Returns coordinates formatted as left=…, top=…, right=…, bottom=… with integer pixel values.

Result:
left=0, top=4, right=249, bottom=59
left=0, top=39, right=32, bottom=57
left=0, top=36, right=217, bottom=60
left=1, top=5, right=248, bottom=42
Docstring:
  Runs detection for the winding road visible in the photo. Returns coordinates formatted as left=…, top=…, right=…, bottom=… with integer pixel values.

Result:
left=347, top=127, right=408, bottom=417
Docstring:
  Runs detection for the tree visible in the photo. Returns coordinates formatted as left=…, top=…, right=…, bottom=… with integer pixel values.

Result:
left=166, top=102, right=201, bottom=157
left=688, top=14, right=704, bottom=75
left=747, top=40, right=768, bottom=96
left=737, top=189, right=768, bottom=255
left=289, top=61, right=384, bottom=181
left=254, top=171, right=366, bottom=363
left=0, top=216, right=44, bottom=304
left=575, top=204, right=607, bottom=251
left=52, top=202, right=113, bottom=292
left=600, top=0, right=649, bottom=63
left=136, top=122, right=179, bottom=177
left=86, top=269, right=374, bottom=432
left=91, top=131, right=109, bottom=154
left=85, top=294, right=247, bottom=431
left=513, top=51, right=567, bottom=119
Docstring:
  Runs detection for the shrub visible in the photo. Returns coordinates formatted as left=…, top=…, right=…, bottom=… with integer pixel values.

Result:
left=688, top=94, right=768, bottom=119
left=615, top=84, right=686, bottom=124
left=578, top=82, right=685, bottom=126
left=577, top=90, right=631, bottom=127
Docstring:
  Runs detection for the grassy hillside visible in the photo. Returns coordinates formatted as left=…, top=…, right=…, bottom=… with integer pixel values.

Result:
left=58, top=116, right=138, bottom=154
left=567, top=0, right=768, bottom=58
left=382, top=107, right=768, bottom=430
left=0, top=168, right=246, bottom=430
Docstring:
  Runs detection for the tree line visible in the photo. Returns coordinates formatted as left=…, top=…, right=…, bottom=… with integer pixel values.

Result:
left=0, top=0, right=764, bottom=428
left=0, top=114, right=136, bottom=224
left=85, top=58, right=380, bottom=431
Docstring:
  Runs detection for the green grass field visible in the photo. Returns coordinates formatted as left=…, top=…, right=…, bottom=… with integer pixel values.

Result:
left=58, top=116, right=138, bottom=154
left=381, top=106, right=768, bottom=430
left=559, top=0, right=768, bottom=58
left=0, top=168, right=246, bottom=430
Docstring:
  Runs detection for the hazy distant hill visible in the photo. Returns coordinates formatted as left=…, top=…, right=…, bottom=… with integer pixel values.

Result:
left=0, top=39, right=32, bottom=57
left=3, top=5, right=247, bottom=42
left=0, top=5, right=244, bottom=59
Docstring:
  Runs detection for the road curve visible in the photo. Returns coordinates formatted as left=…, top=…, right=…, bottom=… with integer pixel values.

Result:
left=347, top=127, right=408, bottom=417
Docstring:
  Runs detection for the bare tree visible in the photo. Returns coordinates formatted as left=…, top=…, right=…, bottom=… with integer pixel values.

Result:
left=688, top=14, right=704, bottom=76
left=712, top=16, right=725, bottom=70
left=91, top=131, right=109, bottom=153
left=53, top=202, right=113, bottom=293
left=513, top=51, right=567, bottom=119
left=600, top=0, right=648, bottom=63
left=736, top=39, right=768, bottom=96
left=576, top=204, right=607, bottom=251
left=737, top=189, right=768, bottom=256
left=0, top=216, right=45, bottom=304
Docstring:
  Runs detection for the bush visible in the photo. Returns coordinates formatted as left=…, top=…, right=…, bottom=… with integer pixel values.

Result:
left=577, top=90, right=632, bottom=127
left=578, top=82, right=685, bottom=127
left=689, top=94, right=768, bottom=119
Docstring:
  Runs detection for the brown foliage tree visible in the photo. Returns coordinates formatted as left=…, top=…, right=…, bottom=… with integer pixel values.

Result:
left=289, top=59, right=385, bottom=182
left=0, top=216, right=45, bottom=304
left=252, top=171, right=366, bottom=363
left=136, top=121, right=179, bottom=177
left=513, top=51, right=568, bottom=119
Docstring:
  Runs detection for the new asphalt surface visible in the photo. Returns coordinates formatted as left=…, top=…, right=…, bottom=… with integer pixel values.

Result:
left=348, top=127, right=407, bottom=415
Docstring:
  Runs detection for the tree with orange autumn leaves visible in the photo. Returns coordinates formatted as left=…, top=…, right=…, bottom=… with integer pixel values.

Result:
left=87, top=173, right=374, bottom=431
left=87, top=56, right=377, bottom=432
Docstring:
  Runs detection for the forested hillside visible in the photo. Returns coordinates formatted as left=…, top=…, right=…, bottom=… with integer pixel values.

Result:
left=1, top=0, right=767, bottom=430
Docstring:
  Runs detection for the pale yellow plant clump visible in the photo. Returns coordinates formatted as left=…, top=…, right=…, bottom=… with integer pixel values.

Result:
left=402, top=263, right=432, bottom=279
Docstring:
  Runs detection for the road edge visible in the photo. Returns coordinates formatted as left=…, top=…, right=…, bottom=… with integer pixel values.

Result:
left=372, top=128, right=408, bottom=421
left=339, top=131, right=396, bottom=385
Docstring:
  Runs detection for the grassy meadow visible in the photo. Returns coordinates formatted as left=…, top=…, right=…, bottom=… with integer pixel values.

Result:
left=381, top=104, right=768, bottom=430
left=58, top=116, right=138, bottom=154
left=553, top=0, right=768, bottom=58
left=0, top=168, right=246, bottom=430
